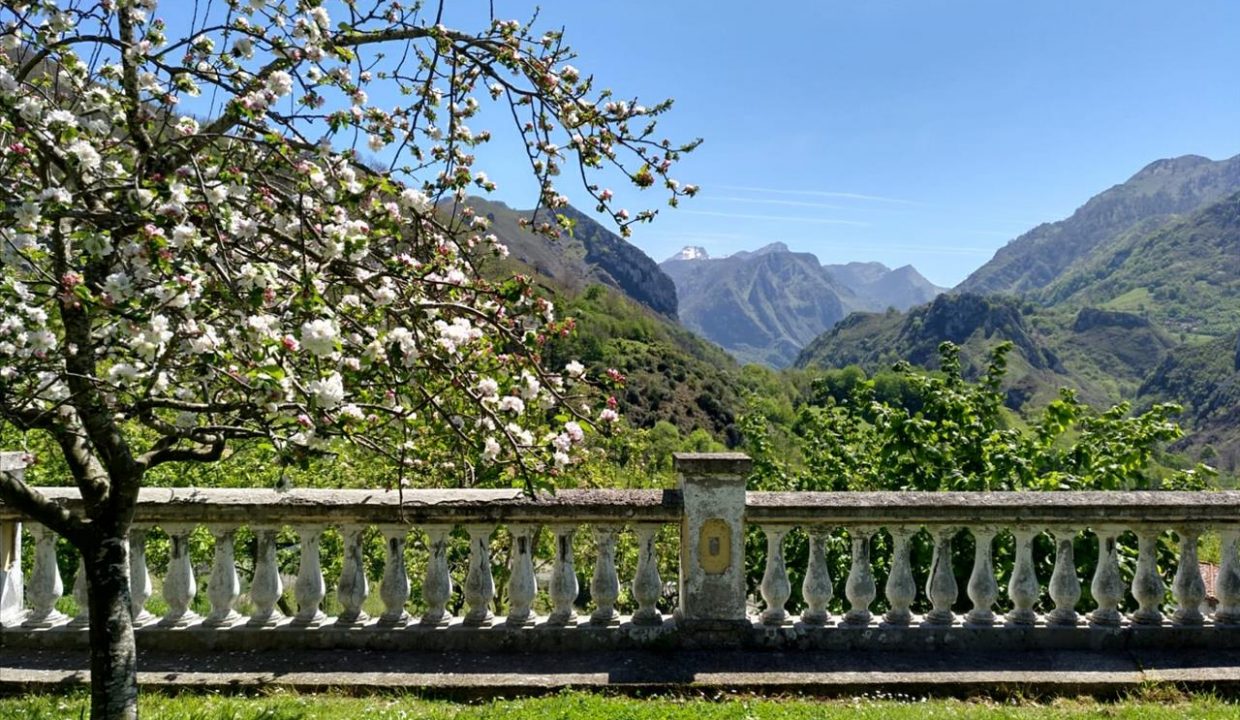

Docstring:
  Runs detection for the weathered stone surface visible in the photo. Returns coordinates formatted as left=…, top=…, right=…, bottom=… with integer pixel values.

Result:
left=673, top=452, right=752, bottom=478
left=0, top=455, right=23, bottom=625
left=0, top=487, right=683, bottom=525
left=9, top=453, right=1240, bottom=670
left=7, top=647, right=1240, bottom=698
left=746, top=490, right=1240, bottom=525
left=9, top=484, right=1240, bottom=529
left=10, top=618, right=1240, bottom=654
left=677, top=456, right=747, bottom=623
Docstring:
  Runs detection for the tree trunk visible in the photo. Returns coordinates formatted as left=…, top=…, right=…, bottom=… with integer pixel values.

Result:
left=83, top=532, right=139, bottom=720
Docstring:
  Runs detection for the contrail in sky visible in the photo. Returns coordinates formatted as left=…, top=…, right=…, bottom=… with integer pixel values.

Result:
left=705, top=195, right=853, bottom=211
left=713, top=184, right=922, bottom=206
left=679, top=210, right=869, bottom=226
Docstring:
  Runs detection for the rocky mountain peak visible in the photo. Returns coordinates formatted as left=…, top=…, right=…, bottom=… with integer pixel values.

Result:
left=668, top=245, right=709, bottom=262
left=1129, top=154, right=1213, bottom=182
left=728, top=242, right=790, bottom=261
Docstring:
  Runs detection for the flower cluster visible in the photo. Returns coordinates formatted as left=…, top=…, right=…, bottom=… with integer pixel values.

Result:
left=0, top=0, right=695, bottom=487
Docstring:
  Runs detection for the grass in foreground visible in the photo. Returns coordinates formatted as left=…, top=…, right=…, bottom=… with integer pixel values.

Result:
left=2, top=688, right=1239, bottom=720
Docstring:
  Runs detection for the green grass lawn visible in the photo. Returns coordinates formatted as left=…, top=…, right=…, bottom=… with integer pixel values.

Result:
left=3, top=689, right=1239, bottom=720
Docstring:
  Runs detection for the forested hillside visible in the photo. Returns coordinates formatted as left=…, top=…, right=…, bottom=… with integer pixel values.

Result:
left=957, top=154, right=1240, bottom=295
left=475, top=202, right=747, bottom=443
left=795, top=155, right=1240, bottom=471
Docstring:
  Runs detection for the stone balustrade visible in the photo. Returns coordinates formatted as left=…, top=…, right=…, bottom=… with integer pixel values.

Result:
left=745, top=491, right=1240, bottom=635
left=4, top=452, right=1240, bottom=653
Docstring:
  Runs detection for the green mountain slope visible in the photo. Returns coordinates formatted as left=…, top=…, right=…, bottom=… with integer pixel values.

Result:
left=957, top=154, right=1240, bottom=296
left=472, top=201, right=745, bottom=441
left=797, top=155, right=1240, bottom=470
left=795, top=294, right=1178, bottom=411
left=1139, top=333, right=1240, bottom=472
left=544, top=286, right=744, bottom=443
left=467, top=198, right=678, bottom=317
left=1039, top=192, right=1240, bottom=338
left=796, top=295, right=1064, bottom=406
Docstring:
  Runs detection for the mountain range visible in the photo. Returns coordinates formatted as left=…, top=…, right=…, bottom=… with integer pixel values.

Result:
left=469, top=151, right=1240, bottom=471
left=468, top=198, right=745, bottom=440
left=660, top=243, right=945, bottom=367
left=798, top=153, right=1240, bottom=470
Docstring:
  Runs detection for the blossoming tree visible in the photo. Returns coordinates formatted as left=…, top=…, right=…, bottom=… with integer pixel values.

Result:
left=0, top=0, right=697, bottom=717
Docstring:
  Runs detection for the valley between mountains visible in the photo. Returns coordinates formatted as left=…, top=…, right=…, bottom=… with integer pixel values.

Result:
left=478, top=153, right=1240, bottom=475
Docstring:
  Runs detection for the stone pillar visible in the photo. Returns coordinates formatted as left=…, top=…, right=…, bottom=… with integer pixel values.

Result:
left=800, top=526, right=833, bottom=626
left=420, top=525, right=454, bottom=626
left=335, top=524, right=371, bottom=628
left=158, top=523, right=201, bottom=628
left=247, top=526, right=285, bottom=627
left=589, top=525, right=621, bottom=625
left=674, top=452, right=751, bottom=626
left=630, top=523, right=664, bottom=626
left=0, top=518, right=20, bottom=625
left=0, top=452, right=26, bottom=626
left=23, top=524, right=65, bottom=627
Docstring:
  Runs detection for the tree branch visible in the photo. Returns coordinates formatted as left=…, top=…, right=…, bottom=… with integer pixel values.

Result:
left=137, top=436, right=225, bottom=470
left=0, top=468, right=87, bottom=545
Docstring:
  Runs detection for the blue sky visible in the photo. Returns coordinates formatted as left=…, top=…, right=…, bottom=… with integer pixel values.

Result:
left=447, top=0, right=1240, bottom=287
left=155, top=1, right=1240, bottom=287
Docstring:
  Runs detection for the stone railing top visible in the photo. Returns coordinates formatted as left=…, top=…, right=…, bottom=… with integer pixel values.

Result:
left=0, top=452, right=27, bottom=472
left=0, top=486, right=682, bottom=525
left=746, top=490, right=1240, bottom=526
left=6, top=483, right=1240, bottom=528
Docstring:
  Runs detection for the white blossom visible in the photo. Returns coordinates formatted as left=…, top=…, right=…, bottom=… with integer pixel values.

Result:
left=267, top=70, right=293, bottom=97
left=300, top=318, right=338, bottom=356
left=482, top=437, right=501, bottom=461
left=307, top=372, right=345, bottom=409
left=399, top=188, right=432, bottom=213
left=498, top=396, right=525, bottom=415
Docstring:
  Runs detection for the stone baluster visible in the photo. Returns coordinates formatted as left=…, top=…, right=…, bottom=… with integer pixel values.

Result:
left=631, top=523, right=663, bottom=626
left=420, top=525, right=453, bottom=626
left=1046, top=527, right=1081, bottom=626
left=377, top=525, right=410, bottom=627
left=158, top=524, right=200, bottom=627
left=1215, top=528, right=1240, bottom=625
left=23, top=525, right=65, bottom=627
left=335, top=524, right=370, bottom=628
left=462, top=524, right=495, bottom=627
left=69, top=556, right=89, bottom=627
left=800, top=526, right=833, bottom=626
left=965, top=526, right=999, bottom=626
left=547, top=524, right=578, bottom=626
left=758, top=525, right=792, bottom=626
left=883, top=526, right=916, bottom=626
left=203, top=525, right=242, bottom=628
left=290, top=524, right=326, bottom=627
left=1006, top=527, right=1040, bottom=626
left=247, top=526, right=284, bottom=627
left=590, top=525, right=621, bottom=625
left=1171, top=527, right=1206, bottom=626
left=843, top=526, right=876, bottom=626
left=1130, top=527, right=1165, bottom=625
left=506, top=525, right=537, bottom=626
left=925, top=526, right=959, bottom=626
left=129, top=526, right=153, bottom=626
left=1088, top=526, right=1125, bottom=626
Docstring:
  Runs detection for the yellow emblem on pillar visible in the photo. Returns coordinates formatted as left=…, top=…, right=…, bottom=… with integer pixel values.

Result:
left=698, top=518, right=731, bottom=575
